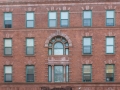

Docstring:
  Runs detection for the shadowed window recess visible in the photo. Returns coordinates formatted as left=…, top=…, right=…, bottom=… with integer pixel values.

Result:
left=106, top=37, right=114, bottom=54
left=83, top=37, right=92, bottom=54
left=4, top=38, right=12, bottom=55
left=106, top=10, right=115, bottom=26
left=49, top=12, right=57, bottom=27
left=4, top=66, right=12, bottom=82
left=4, top=13, right=12, bottom=28
left=26, top=38, right=34, bottom=55
left=26, top=66, right=34, bottom=82
left=106, top=64, right=114, bottom=82
left=60, top=11, right=69, bottom=27
left=83, top=65, right=92, bottom=82
left=83, top=11, right=92, bottom=26
left=26, top=12, right=34, bottom=28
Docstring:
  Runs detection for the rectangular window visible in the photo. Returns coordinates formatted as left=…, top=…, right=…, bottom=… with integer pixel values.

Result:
left=26, top=12, right=34, bottom=28
left=83, top=65, right=92, bottom=82
left=106, top=37, right=114, bottom=54
left=4, top=13, right=12, bottom=28
left=4, top=39, right=12, bottom=55
left=60, top=11, right=69, bottom=27
left=106, top=64, right=114, bottom=82
left=49, top=12, right=57, bottom=27
left=83, top=37, right=92, bottom=54
left=83, top=11, right=92, bottom=26
left=48, top=65, right=69, bottom=82
left=106, top=10, right=115, bottom=26
left=4, top=66, right=12, bottom=82
left=26, top=66, right=34, bottom=82
left=26, top=38, right=34, bottom=55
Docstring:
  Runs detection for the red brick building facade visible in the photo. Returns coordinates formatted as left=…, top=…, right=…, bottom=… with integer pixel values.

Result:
left=0, top=0, right=120, bottom=90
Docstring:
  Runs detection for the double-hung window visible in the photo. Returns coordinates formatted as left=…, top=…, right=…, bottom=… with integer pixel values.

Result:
left=83, top=11, right=92, bottom=26
left=4, top=13, right=12, bottom=28
left=106, top=64, right=114, bottom=82
left=26, top=66, right=34, bottom=82
left=60, top=11, right=69, bottom=27
left=4, top=66, right=12, bottom=82
left=106, top=10, right=115, bottom=26
left=83, top=37, right=92, bottom=54
left=49, top=12, right=57, bottom=27
left=26, top=12, right=34, bottom=28
left=26, top=38, right=34, bottom=55
left=4, top=39, right=12, bottom=55
left=83, top=65, right=92, bottom=82
left=106, top=37, right=114, bottom=54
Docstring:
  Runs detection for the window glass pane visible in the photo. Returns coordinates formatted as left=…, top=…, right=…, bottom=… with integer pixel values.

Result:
left=5, top=13, right=12, bottom=20
left=106, top=37, right=114, bottom=45
left=54, top=66, right=63, bottom=82
left=106, top=19, right=114, bottom=26
left=61, top=20, right=68, bottom=26
left=83, top=73, right=91, bottom=82
left=54, top=42, right=63, bottom=55
left=84, top=11, right=91, bottom=18
left=106, top=73, right=114, bottom=81
left=27, top=13, right=34, bottom=20
left=5, top=20, right=12, bottom=24
left=106, top=65, right=114, bottom=73
left=27, top=39, right=34, bottom=46
left=83, top=65, right=91, bottom=73
left=66, top=66, right=69, bottom=82
left=49, top=12, right=56, bottom=19
left=5, top=39, right=12, bottom=47
left=65, top=49, right=69, bottom=55
left=5, top=66, right=12, bottom=73
left=84, top=46, right=91, bottom=54
left=27, top=47, right=34, bottom=55
left=27, top=66, right=34, bottom=74
left=61, top=12, right=68, bottom=19
left=49, top=20, right=56, bottom=27
left=54, top=42, right=63, bottom=48
left=84, top=38, right=91, bottom=45
left=27, top=74, right=34, bottom=82
left=5, top=74, right=12, bottom=81
left=106, top=46, right=114, bottom=53
left=48, top=66, right=52, bottom=82
left=27, top=21, right=34, bottom=27
left=54, top=49, right=63, bottom=55
left=5, top=48, right=12, bottom=55
left=107, top=11, right=114, bottom=18
left=48, top=49, right=52, bottom=55
left=65, top=43, right=69, bottom=46
left=84, top=19, right=91, bottom=26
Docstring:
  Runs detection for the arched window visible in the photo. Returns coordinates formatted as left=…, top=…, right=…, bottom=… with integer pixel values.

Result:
left=48, top=36, right=69, bottom=55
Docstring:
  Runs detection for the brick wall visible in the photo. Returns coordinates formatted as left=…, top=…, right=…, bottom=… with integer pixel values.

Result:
left=0, top=1, right=120, bottom=90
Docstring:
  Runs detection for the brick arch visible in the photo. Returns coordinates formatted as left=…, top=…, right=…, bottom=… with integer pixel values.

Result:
left=45, top=30, right=72, bottom=47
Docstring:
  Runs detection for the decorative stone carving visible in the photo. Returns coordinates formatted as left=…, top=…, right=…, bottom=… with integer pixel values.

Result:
left=104, top=5, right=117, bottom=10
left=81, top=60, right=93, bottom=64
left=25, top=59, right=36, bottom=65
left=81, top=6, right=93, bottom=10
left=46, top=6, right=71, bottom=11
left=48, top=56, right=69, bottom=65
left=105, top=32, right=116, bottom=36
left=45, top=30, right=72, bottom=47
left=104, top=60, right=116, bottom=64
left=82, top=32, right=93, bottom=37
left=5, top=60, right=13, bottom=65
left=24, top=7, right=36, bottom=11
